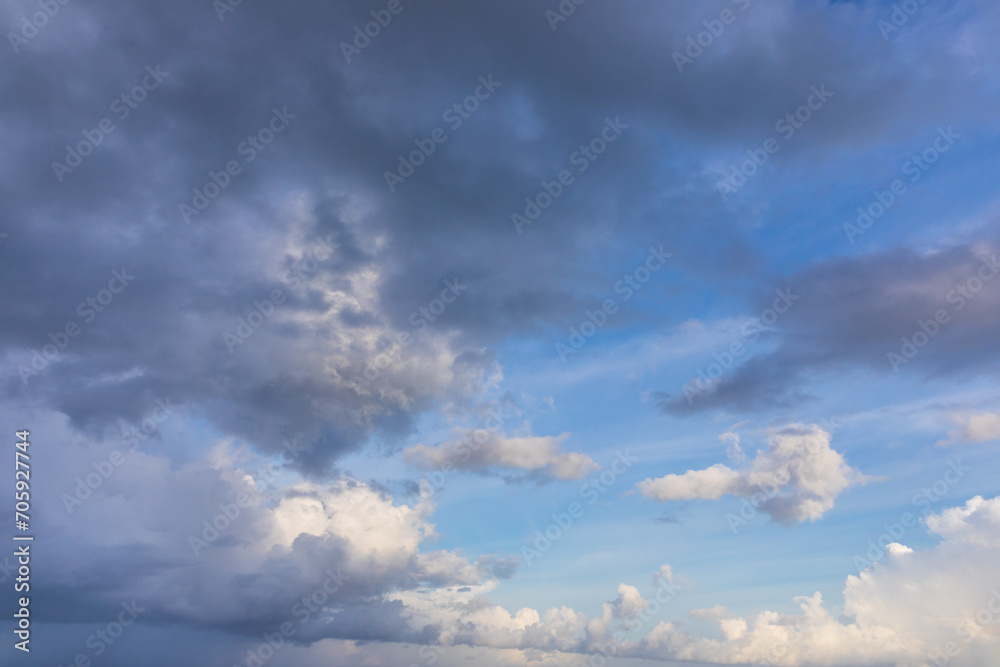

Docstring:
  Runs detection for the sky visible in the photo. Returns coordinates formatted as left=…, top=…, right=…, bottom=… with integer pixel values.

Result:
left=1, top=0, right=1000, bottom=666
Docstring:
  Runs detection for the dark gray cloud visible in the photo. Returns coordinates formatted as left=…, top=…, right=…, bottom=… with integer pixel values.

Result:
left=4, top=0, right=997, bottom=466
left=661, top=234, right=1000, bottom=415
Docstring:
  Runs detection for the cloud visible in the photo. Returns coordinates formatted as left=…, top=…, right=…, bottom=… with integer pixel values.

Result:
left=638, top=463, right=743, bottom=501
left=936, top=412, right=1000, bottom=446
left=169, top=489, right=1000, bottom=667
left=390, top=584, right=589, bottom=653
left=18, top=411, right=513, bottom=646
left=661, top=240, right=1000, bottom=416
left=925, top=494, right=1000, bottom=548
left=612, top=584, right=649, bottom=620
left=14, top=408, right=1000, bottom=666
left=584, top=584, right=649, bottom=644
left=720, top=429, right=745, bottom=463
left=655, top=564, right=691, bottom=590
left=635, top=424, right=866, bottom=524
left=7, top=0, right=1000, bottom=453
left=3, top=0, right=1000, bottom=664
left=404, top=429, right=599, bottom=480
left=620, top=495, right=1000, bottom=667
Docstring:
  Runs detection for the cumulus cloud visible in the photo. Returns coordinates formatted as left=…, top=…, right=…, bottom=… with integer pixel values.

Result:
left=635, top=424, right=867, bottom=524
left=20, top=411, right=514, bottom=647
left=390, top=584, right=589, bottom=653
left=936, top=412, right=1000, bottom=446
left=655, top=564, right=691, bottom=590
left=404, top=429, right=599, bottom=480
left=14, top=411, right=592, bottom=657
left=612, top=584, right=649, bottom=620
left=277, top=499, right=1000, bottom=667
left=620, top=495, right=1000, bottom=666
left=924, top=494, right=1000, bottom=548
left=585, top=585, right=649, bottom=644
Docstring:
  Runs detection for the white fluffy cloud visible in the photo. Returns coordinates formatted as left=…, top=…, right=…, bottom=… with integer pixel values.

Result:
left=404, top=429, right=599, bottom=480
left=361, top=499, right=1000, bottom=667
left=613, top=584, right=650, bottom=619
left=622, top=495, right=1000, bottom=666
left=635, top=424, right=867, bottom=524
left=936, top=412, right=1000, bottom=447
left=390, top=582, right=589, bottom=653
